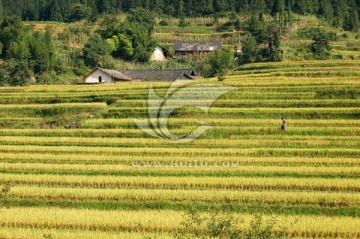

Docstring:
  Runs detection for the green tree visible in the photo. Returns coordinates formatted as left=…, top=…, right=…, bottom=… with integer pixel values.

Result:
left=30, top=33, right=50, bottom=74
left=318, top=0, right=334, bottom=22
left=247, top=15, right=263, bottom=42
left=97, top=15, right=123, bottom=39
left=286, top=0, right=293, bottom=31
left=238, top=33, right=257, bottom=64
left=98, top=14, right=157, bottom=63
left=69, top=4, right=92, bottom=22
left=0, top=17, right=24, bottom=58
left=87, top=0, right=99, bottom=18
left=0, top=66, right=5, bottom=86
left=107, top=34, right=134, bottom=60
left=272, top=0, right=285, bottom=35
left=4, top=59, right=33, bottom=86
left=332, top=0, right=348, bottom=27
left=310, top=28, right=336, bottom=59
left=178, top=16, right=189, bottom=28
left=343, top=8, right=359, bottom=31
left=207, top=48, right=233, bottom=77
left=293, top=0, right=319, bottom=14
left=97, top=0, right=114, bottom=14
left=44, top=29, right=56, bottom=72
left=0, top=0, right=3, bottom=19
left=178, top=0, right=184, bottom=17
left=265, top=23, right=282, bottom=61
left=119, top=22, right=157, bottom=62
left=250, top=0, right=266, bottom=14
left=126, top=8, right=155, bottom=33
left=234, top=17, right=241, bottom=30
left=7, top=32, right=31, bottom=61
left=272, top=0, right=285, bottom=17
left=214, top=0, right=227, bottom=12
left=28, top=30, right=56, bottom=77
left=49, top=0, right=63, bottom=22
left=82, top=34, right=112, bottom=67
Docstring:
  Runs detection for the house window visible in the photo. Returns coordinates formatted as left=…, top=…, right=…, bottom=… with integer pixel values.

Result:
left=99, top=76, right=102, bottom=83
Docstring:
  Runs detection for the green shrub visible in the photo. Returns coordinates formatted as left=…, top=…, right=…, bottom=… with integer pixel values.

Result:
left=73, top=68, right=88, bottom=76
left=174, top=204, right=290, bottom=239
left=316, top=89, right=359, bottom=99
left=309, top=28, right=337, bottom=60
left=178, top=17, right=190, bottom=28
left=342, top=33, right=349, bottom=39
left=216, top=21, right=234, bottom=32
left=0, top=183, right=11, bottom=208
left=159, top=20, right=169, bottom=26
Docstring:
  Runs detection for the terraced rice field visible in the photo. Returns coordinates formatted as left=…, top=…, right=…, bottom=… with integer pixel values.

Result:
left=0, top=60, right=359, bottom=238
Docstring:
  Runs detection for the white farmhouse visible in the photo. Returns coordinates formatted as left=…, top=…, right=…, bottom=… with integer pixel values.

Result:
left=84, top=68, right=132, bottom=84
left=84, top=68, right=202, bottom=84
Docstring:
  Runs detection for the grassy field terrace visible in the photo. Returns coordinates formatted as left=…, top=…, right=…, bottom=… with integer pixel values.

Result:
left=0, top=60, right=359, bottom=238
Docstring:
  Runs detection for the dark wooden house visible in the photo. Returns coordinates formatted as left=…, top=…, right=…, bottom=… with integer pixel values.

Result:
left=174, top=42, right=222, bottom=57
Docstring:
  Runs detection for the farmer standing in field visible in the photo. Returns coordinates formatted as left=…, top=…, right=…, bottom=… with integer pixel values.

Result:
left=281, top=117, right=287, bottom=130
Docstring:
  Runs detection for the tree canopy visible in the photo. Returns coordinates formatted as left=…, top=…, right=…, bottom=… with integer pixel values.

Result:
left=1, top=0, right=359, bottom=31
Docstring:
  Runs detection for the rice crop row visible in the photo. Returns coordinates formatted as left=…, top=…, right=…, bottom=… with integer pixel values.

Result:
left=83, top=118, right=360, bottom=127
left=0, top=145, right=358, bottom=158
left=0, top=207, right=359, bottom=237
left=0, top=153, right=358, bottom=166
left=0, top=136, right=358, bottom=149
left=235, top=60, right=360, bottom=71
left=113, top=99, right=360, bottom=108
left=1, top=174, right=359, bottom=192
left=8, top=186, right=360, bottom=206
left=0, top=228, right=170, bottom=239
left=1, top=163, right=360, bottom=177
left=234, top=66, right=360, bottom=75
left=0, top=126, right=358, bottom=137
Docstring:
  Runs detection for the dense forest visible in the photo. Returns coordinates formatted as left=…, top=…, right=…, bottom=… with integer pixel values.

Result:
left=0, top=0, right=359, bottom=86
left=1, top=0, right=360, bottom=29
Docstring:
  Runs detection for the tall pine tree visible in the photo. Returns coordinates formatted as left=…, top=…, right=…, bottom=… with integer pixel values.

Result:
left=272, top=0, right=285, bottom=35
left=0, top=0, right=3, bottom=19
left=293, top=0, right=319, bottom=14
left=318, top=0, right=334, bottom=22
left=332, top=0, right=348, bottom=27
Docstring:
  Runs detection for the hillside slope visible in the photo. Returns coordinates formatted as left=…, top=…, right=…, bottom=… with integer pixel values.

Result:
left=0, top=59, right=359, bottom=238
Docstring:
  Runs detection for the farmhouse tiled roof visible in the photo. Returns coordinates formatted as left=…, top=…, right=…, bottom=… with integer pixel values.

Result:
left=120, top=69, right=196, bottom=81
left=97, top=68, right=132, bottom=81
left=174, top=42, right=222, bottom=52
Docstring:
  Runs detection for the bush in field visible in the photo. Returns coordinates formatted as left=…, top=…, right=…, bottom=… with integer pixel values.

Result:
left=3, top=59, right=33, bottom=86
left=174, top=205, right=290, bottom=239
left=310, top=29, right=337, bottom=60
left=179, top=16, right=190, bottom=28
left=106, top=34, right=134, bottom=60
left=238, top=33, right=257, bottom=64
left=206, top=48, right=234, bottom=78
left=159, top=20, right=169, bottom=26
left=100, top=13, right=157, bottom=63
left=0, top=67, right=5, bottom=86
left=0, top=183, right=10, bottom=208
left=69, top=4, right=92, bottom=22
left=343, top=8, right=359, bottom=32
left=82, top=34, right=112, bottom=67
left=238, top=17, right=282, bottom=65
left=316, top=89, right=359, bottom=99
left=127, top=8, right=156, bottom=34
left=234, top=17, right=241, bottom=31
